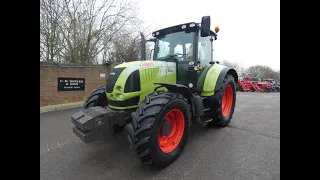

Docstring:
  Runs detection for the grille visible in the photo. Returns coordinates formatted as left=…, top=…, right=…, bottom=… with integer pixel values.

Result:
left=124, top=70, right=141, bottom=93
left=106, top=67, right=125, bottom=93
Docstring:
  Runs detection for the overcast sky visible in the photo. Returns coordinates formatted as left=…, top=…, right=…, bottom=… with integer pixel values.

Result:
left=137, top=0, right=280, bottom=71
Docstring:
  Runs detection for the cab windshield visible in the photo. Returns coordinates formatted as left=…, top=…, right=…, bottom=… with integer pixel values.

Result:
left=153, top=31, right=195, bottom=61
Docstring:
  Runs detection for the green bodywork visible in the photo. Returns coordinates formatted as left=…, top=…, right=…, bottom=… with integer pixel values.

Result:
left=200, top=64, right=226, bottom=96
left=106, top=60, right=176, bottom=110
left=106, top=60, right=227, bottom=110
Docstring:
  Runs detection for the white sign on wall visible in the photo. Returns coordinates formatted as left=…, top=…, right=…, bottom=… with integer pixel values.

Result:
left=100, top=73, right=105, bottom=78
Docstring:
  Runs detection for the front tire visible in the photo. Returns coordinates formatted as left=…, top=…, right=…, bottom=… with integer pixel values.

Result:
left=83, top=85, right=108, bottom=109
left=209, top=74, right=236, bottom=127
left=125, top=92, right=191, bottom=167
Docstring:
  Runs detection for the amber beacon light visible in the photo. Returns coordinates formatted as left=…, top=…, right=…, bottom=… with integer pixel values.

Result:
left=214, top=26, right=220, bottom=33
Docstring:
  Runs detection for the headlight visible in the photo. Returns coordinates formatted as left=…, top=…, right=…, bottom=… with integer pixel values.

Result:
left=119, top=94, right=124, bottom=99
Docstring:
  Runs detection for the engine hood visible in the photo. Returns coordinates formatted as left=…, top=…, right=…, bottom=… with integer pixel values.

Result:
left=115, top=60, right=167, bottom=69
left=112, top=60, right=172, bottom=81
left=105, top=60, right=175, bottom=109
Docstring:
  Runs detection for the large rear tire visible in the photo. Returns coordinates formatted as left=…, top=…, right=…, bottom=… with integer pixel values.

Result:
left=83, top=85, right=108, bottom=109
left=208, top=74, right=236, bottom=127
left=125, top=92, right=191, bottom=167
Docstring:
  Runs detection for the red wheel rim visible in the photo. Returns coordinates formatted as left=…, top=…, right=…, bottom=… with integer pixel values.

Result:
left=158, top=109, right=185, bottom=153
left=222, top=85, right=233, bottom=117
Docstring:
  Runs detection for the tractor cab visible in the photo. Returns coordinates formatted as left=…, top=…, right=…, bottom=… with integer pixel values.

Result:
left=150, top=16, right=219, bottom=91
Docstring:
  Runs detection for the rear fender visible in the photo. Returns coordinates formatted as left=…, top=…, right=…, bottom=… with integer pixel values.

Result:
left=201, top=64, right=238, bottom=96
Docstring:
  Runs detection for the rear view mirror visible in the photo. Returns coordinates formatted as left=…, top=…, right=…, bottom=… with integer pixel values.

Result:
left=200, top=16, right=211, bottom=37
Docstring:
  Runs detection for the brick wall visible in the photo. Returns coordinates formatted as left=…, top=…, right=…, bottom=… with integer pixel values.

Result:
left=40, top=62, right=115, bottom=107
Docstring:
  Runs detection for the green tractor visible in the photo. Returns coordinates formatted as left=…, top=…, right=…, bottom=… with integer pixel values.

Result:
left=71, top=16, right=238, bottom=167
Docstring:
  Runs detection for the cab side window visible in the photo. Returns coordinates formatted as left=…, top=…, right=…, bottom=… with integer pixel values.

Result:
left=197, top=35, right=212, bottom=68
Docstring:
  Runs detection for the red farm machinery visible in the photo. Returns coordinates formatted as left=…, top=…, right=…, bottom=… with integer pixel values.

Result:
left=237, top=76, right=280, bottom=93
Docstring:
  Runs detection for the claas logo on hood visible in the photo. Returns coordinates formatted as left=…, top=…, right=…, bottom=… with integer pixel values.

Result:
left=140, top=61, right=154, bottom=67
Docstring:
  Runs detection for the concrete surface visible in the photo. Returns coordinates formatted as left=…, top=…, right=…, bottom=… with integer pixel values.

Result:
left=40, top=92, right=280, bottom=180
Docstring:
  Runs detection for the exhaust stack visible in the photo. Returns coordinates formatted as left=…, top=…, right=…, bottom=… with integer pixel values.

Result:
left=140, top=32, right=146, bottom=60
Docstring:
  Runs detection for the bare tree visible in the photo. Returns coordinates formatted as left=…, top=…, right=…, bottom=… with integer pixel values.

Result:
left=102, top=20, right=154, bottom=63
left=60, top=0, right=142, bottom=64
left=265, top=69, right=280, bottom=81
left=40, top=0, right=64, bottom=62
left=245, top=65, right=280, bottom=81
left=220, top=60, right=246, bottom=76
left=40, top=0, right=145, bottom=64
left=107, top=30, right=140, bottom=63
left=276, top=70, right=280, bottom=81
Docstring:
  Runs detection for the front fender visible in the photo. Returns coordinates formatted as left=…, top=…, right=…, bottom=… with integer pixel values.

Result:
left=201, top=64, right=238, bottom=96
left=154, top=83, right=193, bottom=99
